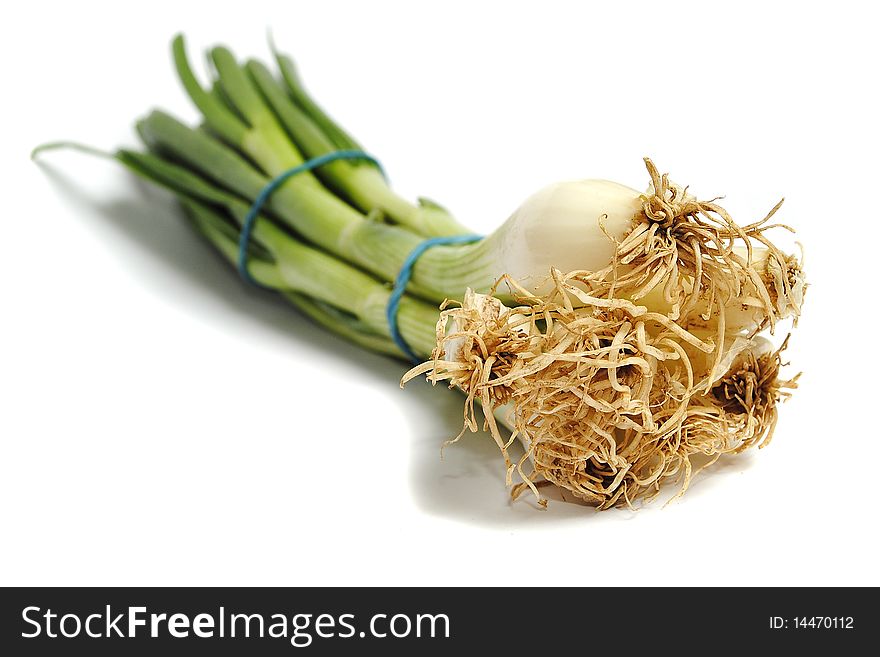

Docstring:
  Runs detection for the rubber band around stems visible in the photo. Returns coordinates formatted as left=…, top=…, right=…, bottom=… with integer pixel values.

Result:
left=237, top=149, right=385, bottom=286
left=387, top=233, right=482, bottom=363
left=238, top=150, right=481, bottom=364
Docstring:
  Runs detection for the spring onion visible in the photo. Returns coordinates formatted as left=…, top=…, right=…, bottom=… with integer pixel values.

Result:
left=36, top=35, right=806, bottom=510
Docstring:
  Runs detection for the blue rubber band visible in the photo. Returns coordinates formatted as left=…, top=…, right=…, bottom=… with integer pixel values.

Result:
left=238, top=149, right=385, bottom=286
left=387, top=234, right=483, bottom=363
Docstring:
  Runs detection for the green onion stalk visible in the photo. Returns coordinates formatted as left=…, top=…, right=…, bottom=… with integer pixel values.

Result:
left=35, top=35, right=806, bottom=509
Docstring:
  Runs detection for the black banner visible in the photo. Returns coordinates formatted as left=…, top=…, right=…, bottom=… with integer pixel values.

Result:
left=0, top=587, right=870, bottom=655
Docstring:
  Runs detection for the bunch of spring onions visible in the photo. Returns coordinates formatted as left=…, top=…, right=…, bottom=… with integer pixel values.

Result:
left=37, top=35, right=806, bottom=510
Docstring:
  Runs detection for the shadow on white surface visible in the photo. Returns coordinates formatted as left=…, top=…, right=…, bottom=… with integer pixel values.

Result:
left=36, top=161, right=397, bottom=377
left=398, top=383, right=615, bottom=526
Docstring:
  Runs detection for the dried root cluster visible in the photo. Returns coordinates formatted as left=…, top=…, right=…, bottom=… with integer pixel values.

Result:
left=584, top=159, right=806, bottom=333
left=404, top=160, right=805, bottom=509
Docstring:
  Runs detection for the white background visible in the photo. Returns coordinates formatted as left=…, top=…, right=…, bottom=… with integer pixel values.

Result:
left=2, top=0, right=878, bottom=586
